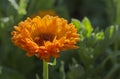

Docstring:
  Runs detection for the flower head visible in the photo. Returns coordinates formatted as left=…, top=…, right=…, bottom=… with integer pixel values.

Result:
left=11, top=15, right=79, bottom=61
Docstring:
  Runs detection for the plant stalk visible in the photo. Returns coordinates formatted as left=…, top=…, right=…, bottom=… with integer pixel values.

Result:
left=43, top=60, right=48, bottom=79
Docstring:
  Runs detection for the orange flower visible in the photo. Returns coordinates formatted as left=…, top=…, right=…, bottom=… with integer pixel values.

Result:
left=11, top=15, right=79, bottom=61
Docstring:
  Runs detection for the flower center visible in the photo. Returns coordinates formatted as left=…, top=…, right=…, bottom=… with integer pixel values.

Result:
left=33, top=33, right=55, bottom=46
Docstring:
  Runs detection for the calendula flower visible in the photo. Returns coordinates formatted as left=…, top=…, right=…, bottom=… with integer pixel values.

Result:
left=11, top=15, right=79, bottom=61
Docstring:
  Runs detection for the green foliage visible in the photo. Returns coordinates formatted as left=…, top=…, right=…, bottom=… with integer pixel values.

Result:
left=72, top=17, right=93, bottom=39
left=36, top=74, right=40, bottom=79
left=68, top=17, right=120, bottom=79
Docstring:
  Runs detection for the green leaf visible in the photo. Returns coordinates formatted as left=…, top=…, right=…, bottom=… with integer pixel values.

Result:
left=104, top=25, right=115, bottom=39
left=8, top=0, right=19, bottom=10
left=36, top=74, right=40, bottom=79
left=18, top=0, right=28, bottom=15
left=71, top=18, right=81, bottom=31
left=82, top=17, right=93, bottom=37
left=60, top=61, right=66, bottom=79
left=48, top=58, right=56, bottom=66
left=96, top=31, right=104, bottom=40
left=109, top=25, right=114, bottom=38
left=71, top=18, right=85, bottom=40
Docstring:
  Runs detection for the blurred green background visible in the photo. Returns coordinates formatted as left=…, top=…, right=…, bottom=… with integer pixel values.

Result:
left=0, top=0, right=120, bottom=79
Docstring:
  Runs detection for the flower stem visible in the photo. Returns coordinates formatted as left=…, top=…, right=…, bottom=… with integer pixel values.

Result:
left=43, top=60, right=48, bottom=79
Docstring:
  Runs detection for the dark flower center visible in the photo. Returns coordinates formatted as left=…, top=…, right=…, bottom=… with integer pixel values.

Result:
left=34, top=33, right=55, bottom=46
